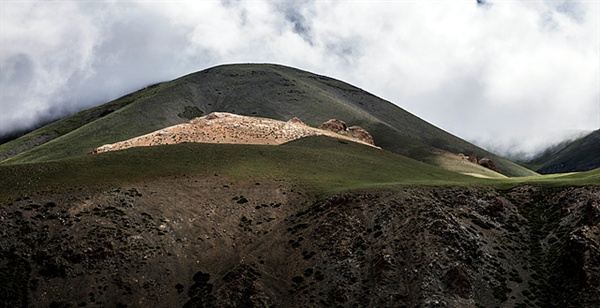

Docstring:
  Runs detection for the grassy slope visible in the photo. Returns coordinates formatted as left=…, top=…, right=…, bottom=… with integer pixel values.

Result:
left=0, top=136, right=482, bottom=199
left=533, top=129, right=600, bottom=174
left=495, top=168, right=600, bottom=188
left=0, top=135, right=596, bottom=201
left=0, top=83, right=165, bottom=162
left=0, top=138, right=596, bottom=307
left=0, top=64, right=536, bottom=177
left=425, top=151, right=507, bottom=179
left=519, top=138, right=575, bottom=171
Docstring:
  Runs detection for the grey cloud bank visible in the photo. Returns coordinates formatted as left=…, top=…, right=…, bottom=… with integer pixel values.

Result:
left=1, top=0, right=598, bottom=158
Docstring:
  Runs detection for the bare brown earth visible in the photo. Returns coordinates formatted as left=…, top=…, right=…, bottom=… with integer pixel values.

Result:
left=1, top=175, right=599, bottom=307
left=91, top=113, right=377, bottom=154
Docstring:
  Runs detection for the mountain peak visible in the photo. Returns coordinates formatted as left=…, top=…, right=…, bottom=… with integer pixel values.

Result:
left=0, top=63, right=536, bottom=177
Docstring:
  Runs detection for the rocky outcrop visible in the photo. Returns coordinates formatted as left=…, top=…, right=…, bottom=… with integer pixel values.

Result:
left=287, top=117, right=305, bottom=125
left=468, top=154, right=479, bottom=164
left=346, top=126, right=375, bottom=145
left=319, top=119, right=347, bottom=133
left=478, top=158, right=500, bottom=173
left=458, top=154, right=500, bottom=173
left=319, top=119, right=375, bottom=145
left=89, top=113, right=378, bottom=154
left=446, top=265, right=473, bottom=299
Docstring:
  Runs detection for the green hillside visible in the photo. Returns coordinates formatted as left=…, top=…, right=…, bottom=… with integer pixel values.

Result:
left=533, top=129, right=600, bottom=174
left=0, top=136, right=597, bottom=307
left=0, top=64, right=536, bottom=177
left=0, top=136, right=482, bottom=199
left=2, top=134, right=595, bottom=200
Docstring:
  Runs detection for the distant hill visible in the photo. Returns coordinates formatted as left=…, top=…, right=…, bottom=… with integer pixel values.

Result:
left=533, top=129, right=600, bottom=174
left=0, top=63, right=536, bottom=177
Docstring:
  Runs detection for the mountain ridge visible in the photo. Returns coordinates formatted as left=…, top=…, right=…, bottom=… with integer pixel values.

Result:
left=532, top=129, right=600, bottom=174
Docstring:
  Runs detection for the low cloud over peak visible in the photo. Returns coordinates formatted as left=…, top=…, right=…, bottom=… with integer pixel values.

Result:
left=1, top=1, right=598, bottom=157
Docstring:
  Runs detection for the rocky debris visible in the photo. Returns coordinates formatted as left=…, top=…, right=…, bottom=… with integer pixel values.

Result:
left=214, top=264, right=270, bottom=307
left=347, top=126, right=375, bottom=145
left=504, top=186, right=600, bottom=307
left=319, top=119, right=375, bottom=145
left=204, top=112, right=221, bottom=120
left=583, top=199, right=600, bottom=225
left=89, top=113, right=378, bottom=154
left=287, top=117, right=305, bottom=125
left=478, top=157, right=500, bottom=173
left=458, top=154, right=500, bottom=173
left=319, top=119, right=347, bottom=133
left=1, top=181, right=598, bottom=307
left=445, top=265, right=472, bottom=298
left=468, top=154, right=479, bottom=164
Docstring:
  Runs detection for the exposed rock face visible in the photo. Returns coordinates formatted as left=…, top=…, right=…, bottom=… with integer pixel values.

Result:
left=478, top=157, right=500, bottom=173
left=204, top=112, right=221, bottom=120
left=346, top=126, right=375, bottom=145
left=319, top=119, right=347, bottom=133
left=319, top=119, right=375, bottom=145
left=468, top=154, right=479, bottom=164
left=2, top=184, right=598, bottom=307
left=446, top=265, right=472, bottom=299
left=89, top=113, right=378, bottom=154
left=287, top=117, right=305, bottom=125
left=458, top=154, right=500, bottom=173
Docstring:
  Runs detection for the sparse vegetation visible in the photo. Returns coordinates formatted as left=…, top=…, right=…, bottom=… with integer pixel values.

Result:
left=178, top=106, right=204, bottom=120
left=0, top=136, right=488, bottom=199
left=233, top=196, right=249, bottom=204
left=292, top=276, right=304, bottom=284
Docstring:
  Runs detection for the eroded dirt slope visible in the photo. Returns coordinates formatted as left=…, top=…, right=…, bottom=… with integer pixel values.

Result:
left=91, top=112, right=376, bottom=154
left=1, top=178, right=598, bottom=307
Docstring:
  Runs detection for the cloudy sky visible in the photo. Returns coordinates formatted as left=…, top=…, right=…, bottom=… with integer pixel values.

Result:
left=1, top=0, right=599, bottom=158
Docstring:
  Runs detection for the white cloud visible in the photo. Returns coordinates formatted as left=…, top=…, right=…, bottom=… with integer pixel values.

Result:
left=1, top=2, right=98, bottom=131
left=1, top=0, right=598, bottom=158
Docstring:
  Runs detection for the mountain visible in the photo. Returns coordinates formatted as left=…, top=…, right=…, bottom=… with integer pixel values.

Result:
left=532, top=129, right=600, bottom=174
left=0, top=63, right=536, bottom=177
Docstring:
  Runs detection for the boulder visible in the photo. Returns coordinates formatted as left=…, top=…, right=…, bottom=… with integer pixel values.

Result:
left=478, top=158, right=499, bottom=173
left=467, top=154, right=478, bottom=164
left=319, top=119, right=376, bottom=146
left=319, top=119, right=347, bottom=133
left=287, top=117, right=306, bottom=125
left=347, top=126, right=375, bottom=145
left=205, top=112, right=224, bottom=120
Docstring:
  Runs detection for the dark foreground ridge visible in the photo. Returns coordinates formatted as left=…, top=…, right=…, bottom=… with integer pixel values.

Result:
left=1, top=179, right=598, bottom=307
